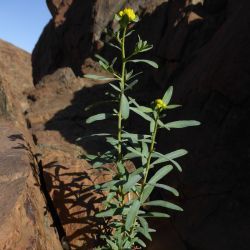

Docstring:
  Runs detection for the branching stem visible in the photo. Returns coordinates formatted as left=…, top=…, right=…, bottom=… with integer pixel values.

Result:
left=141, top=112, right=160, bottom=193
left=129, top=112, right=160, bottom=237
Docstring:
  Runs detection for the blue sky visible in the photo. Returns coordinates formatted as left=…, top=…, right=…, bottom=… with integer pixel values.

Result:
left=0, top=1, right=51, bottom=53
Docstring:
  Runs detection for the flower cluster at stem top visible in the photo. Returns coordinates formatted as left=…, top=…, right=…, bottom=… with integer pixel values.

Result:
left=155, top=99, right=167, bottom=111
left=118, top=7, right=138, bottom=22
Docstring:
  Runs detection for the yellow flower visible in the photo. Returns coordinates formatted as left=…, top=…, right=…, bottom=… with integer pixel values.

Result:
left=155, top=99, right=167, bottom=110
left=119, top=8, right=137, bottom=22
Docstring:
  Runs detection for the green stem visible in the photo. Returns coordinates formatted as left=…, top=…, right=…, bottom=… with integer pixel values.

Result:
left=116, top=26, right=127, bottom=209
left=117, top=26, right=127, bottom=163
left=116, top=27, right=128, bottom=243
left=141, top=112, right=160, bottom=192
left=129, top=112, right=160, bottom=238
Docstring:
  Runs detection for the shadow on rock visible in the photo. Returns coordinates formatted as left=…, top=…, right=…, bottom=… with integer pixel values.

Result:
left=42, top=160, right=109, bottom=249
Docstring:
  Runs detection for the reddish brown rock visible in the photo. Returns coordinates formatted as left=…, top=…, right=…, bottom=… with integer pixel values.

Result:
left=0, top=121, right=62, bottom=250
left=27, top=0, right=250, bottom=249
left=0, top=39, right=33, bottom=114
left=0, top=40, right=62, bottom=250
left=25, top=68, right=111, bottom=248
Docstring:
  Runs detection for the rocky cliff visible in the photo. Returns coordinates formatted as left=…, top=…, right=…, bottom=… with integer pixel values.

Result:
left=1, top=0, right=250, bottom=249
left=29, top=0, right=250, bottom=249
left=0, top=40, right=62, bottom=250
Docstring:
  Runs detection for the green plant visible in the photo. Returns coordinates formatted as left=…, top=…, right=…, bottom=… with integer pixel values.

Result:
left=84, top=8, right=200, bottom=250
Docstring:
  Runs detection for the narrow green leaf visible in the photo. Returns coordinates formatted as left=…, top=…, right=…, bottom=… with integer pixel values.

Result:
left=106, top=136, right=118, bottom=146
left=166, top=120, right=201, bottom=129
left=162, top=86, right=173, bottom=105
left=95, top=54, right=109, bottom=65
left=128, top=59, right=158, bottom=68
left=92, top=162, right=104, bottom=168
left=148, top=165, right=173, bottom=183
left=122, top=132, right=151, bottom=143
left=138, top=210, right=146, bottom=215
left=144, top=200, right=183, bottom=211
left=86, top=113, right=114, bottom=124
left=150, top=120, right=155, bottom=133
left=166, top=104, right=182, bottom=110
left=142, top=142, right=149, bottom=157
left=152, top=149, right=188, bottom=166
left=169, top=158, right=183, bottom=172
left=152, top=149, right=187, bottom=159
left=138, top=106, right=153, bottom=113
left=125, top=79, right=138, bottom=91
left=78, top=133, right=112, bottom=141
left=84, top=100, right=117, bottom=111
left=126, top=69, right=134, bottom=80
left=127, top=71, right=143, bottom=81
left=96, top=208, right=117, bottom=218
left=106, top=192, right=116, bottom=202
left=83, top=154, right=97, bottom=160
left=125, top=29, right=135, bottom=37
left=138, top=217, right=151, bottom=240
left=141, top=165, right=173, bottom=203
left=137, top=35, right=142, bottom=48
left=123, top=174, right=142, bottom=193
left=130, top=107, right=153, bottom=122
left=142, top=212, right=170, bottom=218
left=129, top=98, right=153, bottom=113
left=128, top=97, right=140, bottom=107
left=123, top=240, right=132, bottom=249
left=135, top=238, right=146, bottom=248
left=141, top=142, right=149, bottom=165
left=137, top=227, right=152, bottom=241
left=115, top=30, right=121, bottom=42
left=138, top=216, right=148, bottom=229
left=114, top=227, right=123, bottom=249
left=127, top=147, right=143, bottom=157
left=125, top=200, right=140, bottom=231
left=121, top=94, right=130, bottom=119
left=99, top=60, right=109, bottom=70
left=108, top=42, right=121, bottom=51
left=157, top=119, right=169, bottom=130
left=124, top=152, right=141, bottom=160
left=111, top=57, right=117, bottom=67
left=139, top=45, right=153, bottom=53
left=148, top=183, right=179, bottom=196
left=109, top=83, right=121, bottom=92
left=106, top=239, right=119, bottom=250
left=96, top=179, right=122, bottom=190
left=84, top=74, right=116, bottom=81
left=117, top=162, right=126, bottom=175
left=130, top=167, right=144, bottom=177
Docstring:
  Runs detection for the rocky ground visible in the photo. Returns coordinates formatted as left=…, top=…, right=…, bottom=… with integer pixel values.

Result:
left=1, top=0, right=250, bottom=249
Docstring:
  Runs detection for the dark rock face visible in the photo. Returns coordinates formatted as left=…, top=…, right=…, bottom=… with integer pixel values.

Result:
left=32, top=0, right=167, bottom=84
left=30, top=0, right=250, bottom=249
left=152, top=1, right=250, bottom=249
left=32, top=0, right=94, bottom=84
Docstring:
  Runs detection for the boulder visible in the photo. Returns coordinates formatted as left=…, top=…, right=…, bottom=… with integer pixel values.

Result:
left=0, top=121, right=62, bottom=250
left=0, top=40, right=62, bottom=250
